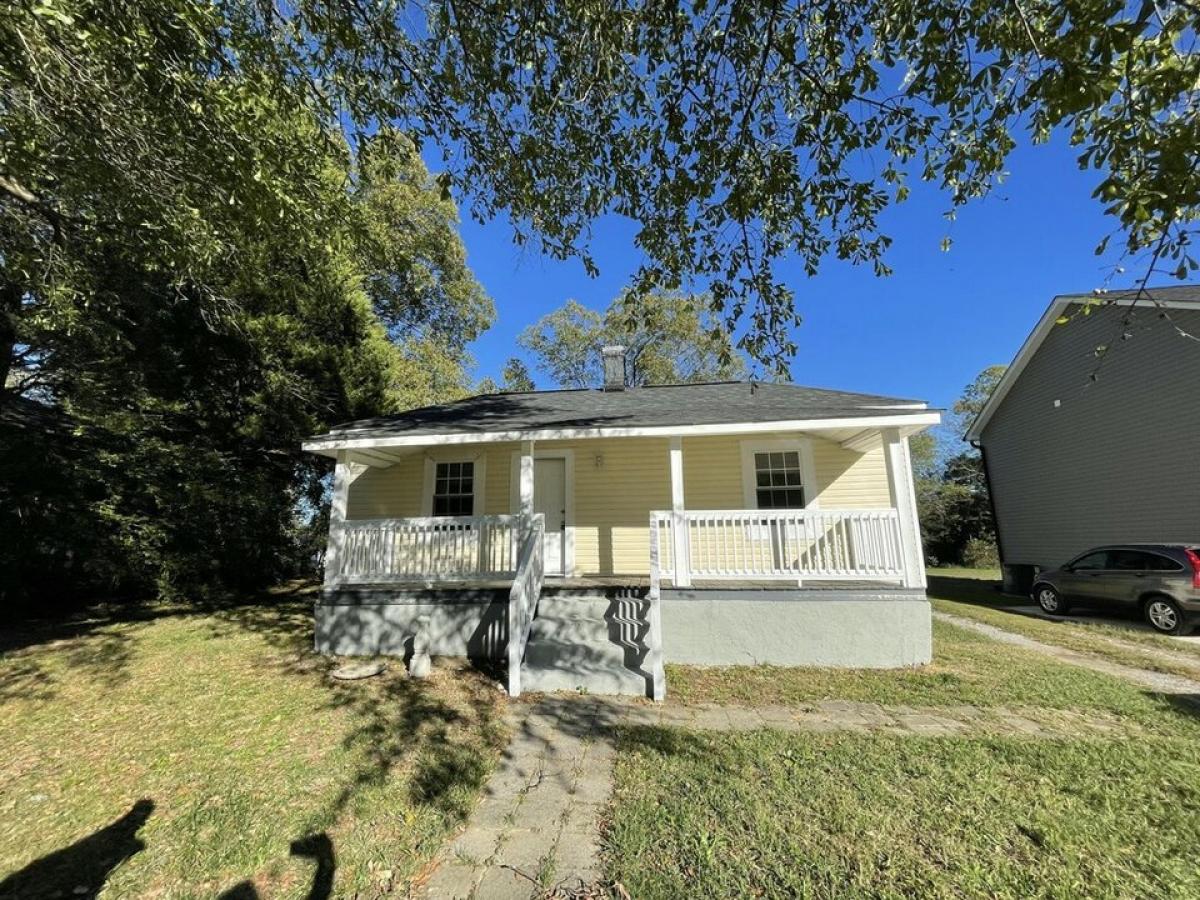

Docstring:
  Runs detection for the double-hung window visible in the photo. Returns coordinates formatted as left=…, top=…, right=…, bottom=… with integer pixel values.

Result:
left=432, top=461, right=475, bottom=516
left=752, top=451, right=806, bottom=509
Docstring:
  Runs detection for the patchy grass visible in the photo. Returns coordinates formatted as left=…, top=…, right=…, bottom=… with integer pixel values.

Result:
left=0, top=585, right=508, bottom=899
left=620, top=585, right=1200, bottom=898
left=667, top=619, right=1197, bottom=730
left=928, top=572, right=1200, bottom=678
left=606, top=726, right=1200, bottom=899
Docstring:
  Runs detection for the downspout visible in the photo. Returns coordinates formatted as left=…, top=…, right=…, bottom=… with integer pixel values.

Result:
left=970, top=438, right=1006, bottom=569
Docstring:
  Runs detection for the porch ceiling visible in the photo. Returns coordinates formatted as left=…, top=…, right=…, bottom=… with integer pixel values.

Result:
left=343, top=446, right=418, bottom=468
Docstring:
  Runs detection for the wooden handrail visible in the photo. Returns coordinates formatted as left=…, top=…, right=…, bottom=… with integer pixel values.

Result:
left=646, top=513, right=668, bottom=701
left=506, top=514, right=545, bottom=697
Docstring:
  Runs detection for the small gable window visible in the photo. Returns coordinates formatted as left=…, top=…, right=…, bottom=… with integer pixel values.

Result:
left=432, top=461, right=475, bottom=516
left=753, top=451, right=805, bottom=509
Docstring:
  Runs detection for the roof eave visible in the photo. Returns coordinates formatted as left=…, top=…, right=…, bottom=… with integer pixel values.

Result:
left=302, top=410, right=942, bottom=455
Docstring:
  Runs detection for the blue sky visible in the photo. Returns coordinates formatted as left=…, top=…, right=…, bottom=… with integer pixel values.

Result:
left=440, top=137, right=1128, bottom=412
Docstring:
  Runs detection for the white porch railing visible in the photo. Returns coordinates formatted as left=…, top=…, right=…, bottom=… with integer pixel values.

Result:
left=338, top=515, right=523, bottom=583
left=652, top=508, right=906, bottom=583
left=507, top=515, right=546, bottom=697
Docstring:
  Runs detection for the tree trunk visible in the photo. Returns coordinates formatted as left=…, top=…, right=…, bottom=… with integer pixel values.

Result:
left=0, top=281, right=21, bottom=397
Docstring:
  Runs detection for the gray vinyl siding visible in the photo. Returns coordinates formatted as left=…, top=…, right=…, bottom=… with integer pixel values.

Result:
left=980, top=302, right=1200, bottom=569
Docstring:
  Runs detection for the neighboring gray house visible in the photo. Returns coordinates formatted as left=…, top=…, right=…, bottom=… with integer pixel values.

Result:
left=967, top=286, right=1200, bottom=594
left=303, top=352, right=939, bottom=700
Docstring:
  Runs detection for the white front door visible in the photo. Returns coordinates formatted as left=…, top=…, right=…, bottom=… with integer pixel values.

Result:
left=534, top=458, right=567, bottom=575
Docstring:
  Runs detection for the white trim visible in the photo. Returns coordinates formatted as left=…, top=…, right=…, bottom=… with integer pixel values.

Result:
left=669, top=436, right=691, bottom=587
left=324, top=451, right=351, bottom=587
left=739, top=437, right=820, bottom=510
left=965, top=292, right=1200, bottom=442
left=420, top=452, right=488, bottom=518
left=882, top=428, right=926, bottom=588
left=509, top=447, right=576, bottom=576
left=302, top=412, right=942, bottom=454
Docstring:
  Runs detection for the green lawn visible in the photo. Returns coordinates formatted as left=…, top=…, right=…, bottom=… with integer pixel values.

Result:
left=0, top=586, right=508, bottom=899
left=667, top=618, right=1196, bottom=730
left=607, top=727, right=1200, bottom=899
left=927, top=571, right=1200, bottom=678
left=620, top=587, right=1200, bottom=898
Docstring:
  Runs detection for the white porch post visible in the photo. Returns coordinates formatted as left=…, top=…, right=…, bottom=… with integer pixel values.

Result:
left=519, top=440, right=535, bottom=533
left=324, top=451, right=350, bottom=588
left=882, top=427, right=926, bottom=589
left=669, top=436, right=691, bottom=587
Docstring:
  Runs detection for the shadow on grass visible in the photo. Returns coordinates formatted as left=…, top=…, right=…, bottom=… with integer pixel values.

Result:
left=926, top=573, right=1010, bottom=608
left=1158, top=693, right=1200, bottom=720
left=0, top=621, right=139, bottom=702
left=0, top=799, right=153, bottom=900
left=928, top=573, right=1173, bottom=633
left=0, top=581, right=320, bottom=703
left=2, top=580, right=510, bottom=896
left=217, top=832, right=336, bottom=900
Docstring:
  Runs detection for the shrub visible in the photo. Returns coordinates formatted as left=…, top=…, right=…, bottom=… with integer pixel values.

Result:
left=962, top=536, right=999, bottom=569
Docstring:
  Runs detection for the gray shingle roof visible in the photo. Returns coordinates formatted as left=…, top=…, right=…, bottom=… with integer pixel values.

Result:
left=316, top=381, right=929, bottom=440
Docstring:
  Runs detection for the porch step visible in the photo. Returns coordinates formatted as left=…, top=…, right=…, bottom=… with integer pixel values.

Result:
left=520, top=594, right=652, bottom=697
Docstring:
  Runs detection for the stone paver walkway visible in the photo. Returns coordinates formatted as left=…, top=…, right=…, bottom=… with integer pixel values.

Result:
left=420, top=688, right=1143, bottom=898
left=422, top=698, right=619, bottom=899
left=934, top=610, right=1200, bottom=700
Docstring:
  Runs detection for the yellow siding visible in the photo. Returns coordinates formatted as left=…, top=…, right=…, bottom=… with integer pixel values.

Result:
left=345, top=455, right=423, bottom=519
left=682, top=434, right=892, bottom=510
left=343, top=431, right=894, bottom=575
left=554, top=437, right=673, bottom=576
left=483, top=443, right=515, bottom=514
left=812, top=441, right=891, bottom=508
left=681, top=436, right=743, bottom=508
left=345, top=444, right=515, bottom=519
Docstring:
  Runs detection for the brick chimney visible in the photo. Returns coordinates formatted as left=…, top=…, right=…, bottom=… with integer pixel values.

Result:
left=601, top=345, right=627, bottom=391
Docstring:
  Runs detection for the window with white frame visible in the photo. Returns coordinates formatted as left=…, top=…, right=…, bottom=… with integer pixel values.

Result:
left=432, top=461, right=475, bottom=516
left=752, top=450, right=806, bottom=509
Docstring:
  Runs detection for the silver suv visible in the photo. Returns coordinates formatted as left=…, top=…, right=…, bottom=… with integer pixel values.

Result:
left=1031, top=544, right=1200, bottom=636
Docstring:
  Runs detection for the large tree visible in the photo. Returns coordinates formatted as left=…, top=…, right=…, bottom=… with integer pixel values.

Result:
left=6, top=0, right=1197, bottom=374
left=519, top=291, right=745, bottom=388
left=4, top=0, right=1197, bottom=598
left=0, top=6, right=491, bottom=603
left=915, top=366, right=1007, bottom=567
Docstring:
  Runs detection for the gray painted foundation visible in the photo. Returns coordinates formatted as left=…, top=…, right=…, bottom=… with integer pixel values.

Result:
left=317, top=587, right=508, bottom=658
left=316, top=585, right=932, bottom=669
left=661, top=588, right=932, bottom=667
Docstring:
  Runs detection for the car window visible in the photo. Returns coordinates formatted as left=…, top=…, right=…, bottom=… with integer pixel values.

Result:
left=1071, top=551, right=1111, bottom=570
left=1143, top=552, right=1184, bottom=572
left=1108, top=550, right=1148, bottom=571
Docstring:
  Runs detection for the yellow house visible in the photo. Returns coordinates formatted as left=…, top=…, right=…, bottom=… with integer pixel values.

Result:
left=303, top=348, right=940, bottom=700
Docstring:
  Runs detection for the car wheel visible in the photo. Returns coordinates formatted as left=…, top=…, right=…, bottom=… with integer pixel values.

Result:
left=1144, top=596, right=1189, bottom=636
left=1034, top=583, right=1068, bottom=615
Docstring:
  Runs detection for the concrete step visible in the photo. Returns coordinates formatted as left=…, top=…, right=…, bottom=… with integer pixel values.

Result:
left=536, top=592, right=650, bottom=620
left=521, top=659, right=648, bottom=696
left=528, top=615, right=611, bottom=646
left=523, top=634, right=628, bottom=671
left=520, top=593, right=652, bottom=697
